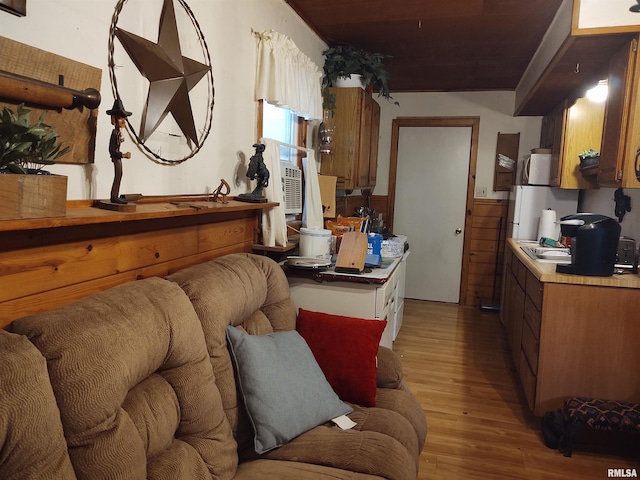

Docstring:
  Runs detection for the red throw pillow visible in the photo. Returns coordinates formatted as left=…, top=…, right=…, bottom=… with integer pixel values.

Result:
left=296, top=308, right=386, bottom=407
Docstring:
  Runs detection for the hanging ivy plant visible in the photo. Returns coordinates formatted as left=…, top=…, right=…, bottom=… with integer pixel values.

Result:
left=321, top=45, right=397, bottom=112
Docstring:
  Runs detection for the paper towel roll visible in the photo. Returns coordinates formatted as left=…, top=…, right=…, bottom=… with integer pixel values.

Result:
left=537, top=209, right=559, bottom=241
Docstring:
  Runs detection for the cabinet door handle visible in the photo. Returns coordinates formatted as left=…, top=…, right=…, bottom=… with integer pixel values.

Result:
left=455, top=228, right=462, bottom=235
left=635, top=146, right=640, bottom=181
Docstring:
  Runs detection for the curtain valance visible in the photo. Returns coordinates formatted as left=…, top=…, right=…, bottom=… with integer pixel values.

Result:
left=255, top=30, right=323, bottom=120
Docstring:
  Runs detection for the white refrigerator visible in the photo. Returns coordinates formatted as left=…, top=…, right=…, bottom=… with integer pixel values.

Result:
left=507, top=185, right=579, bottom=240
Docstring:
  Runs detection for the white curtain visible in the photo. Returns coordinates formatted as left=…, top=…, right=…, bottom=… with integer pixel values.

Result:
left=260, top=138, right=288, bottom=247
left=255, top=30, right=323, bottom=120
left=302, top=151, right=324, bottom=229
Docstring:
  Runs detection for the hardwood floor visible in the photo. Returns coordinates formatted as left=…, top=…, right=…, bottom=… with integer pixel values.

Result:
left=393, top=299, right=639, bottom=479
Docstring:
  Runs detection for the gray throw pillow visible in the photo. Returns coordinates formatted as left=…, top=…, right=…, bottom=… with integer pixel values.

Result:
left=226, top=326, right=353, bottom=454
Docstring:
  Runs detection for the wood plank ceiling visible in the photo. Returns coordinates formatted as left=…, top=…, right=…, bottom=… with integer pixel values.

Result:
left=285, top=0, right=563, bottom=93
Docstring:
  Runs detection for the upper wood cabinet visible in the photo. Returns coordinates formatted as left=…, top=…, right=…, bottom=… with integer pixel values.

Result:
left=514, top=0, right=637, bottom=116
left=541, top=96, right=603, bottom=189
left=541, top=100, right=565, bottom=186
left=320, top=88, right=380, bottom=190
left=599, top=36, right=640, bottom=188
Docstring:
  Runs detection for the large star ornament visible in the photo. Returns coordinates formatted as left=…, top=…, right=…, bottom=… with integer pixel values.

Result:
left=115, top=0, right=210, bottom=145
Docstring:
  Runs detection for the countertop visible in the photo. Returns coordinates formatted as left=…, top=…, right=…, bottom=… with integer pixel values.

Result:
left=283, top=254, right=406, bottom=285
left=508, top=238, right=640, bottom=289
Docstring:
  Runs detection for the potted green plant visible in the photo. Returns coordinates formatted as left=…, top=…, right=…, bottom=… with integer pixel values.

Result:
left=0, top=103, right=71, bottom=174
left=321, top=45, right=396, bottom=112
left=0, top=103, right=71, bottom=220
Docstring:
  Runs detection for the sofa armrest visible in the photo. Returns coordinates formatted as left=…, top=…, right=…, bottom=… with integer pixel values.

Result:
left=376, top=345, right=403, bottom=389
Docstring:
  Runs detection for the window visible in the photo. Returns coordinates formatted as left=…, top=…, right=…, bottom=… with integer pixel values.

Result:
left=259, top=101, right=306, bottom=215
left=262, top=102, right=299, bottom=163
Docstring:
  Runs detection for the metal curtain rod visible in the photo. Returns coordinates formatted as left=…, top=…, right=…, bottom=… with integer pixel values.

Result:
left=261, top=138, right=312, bottom=153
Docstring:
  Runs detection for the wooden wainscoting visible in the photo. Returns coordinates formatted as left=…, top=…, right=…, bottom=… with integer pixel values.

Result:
left=334, top=195, right=507, bottom=307
left=464, top=198, right=509, bottom=306
left=0, top=198, right=272, bottom=328
left=334, top=193, right=389, bottom=220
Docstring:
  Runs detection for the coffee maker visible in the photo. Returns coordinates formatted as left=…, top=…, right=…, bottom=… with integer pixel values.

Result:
left=555, top=213, right=621, bottom=276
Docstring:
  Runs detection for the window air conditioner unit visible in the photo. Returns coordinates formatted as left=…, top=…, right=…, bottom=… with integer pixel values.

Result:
left=280, top=161, right=302, bottom=214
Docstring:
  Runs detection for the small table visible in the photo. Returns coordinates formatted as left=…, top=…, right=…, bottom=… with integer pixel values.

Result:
left=284, top=253, right=409, bottom=349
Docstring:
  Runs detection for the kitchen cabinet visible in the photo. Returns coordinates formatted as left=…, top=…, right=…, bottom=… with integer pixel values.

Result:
left=599, top=35, right=640, bottom=188
left=514, top=0, right=636, bottom=116
left=540, top=95, right=603, bottom=190
left=392, top=253, right=407, bottom=340
left=286, top=254, right=407, bottom=349
left=501, top=248, right=526, bottom=372
left=539, top=105, right=560, bottom=153
left=501, top=240, right=640, bottom=415
left=320, top=87, right=380, bottom=190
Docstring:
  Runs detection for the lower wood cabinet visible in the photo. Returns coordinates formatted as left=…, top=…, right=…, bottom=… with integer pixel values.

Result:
left=501, top=243, right=640, bottom=415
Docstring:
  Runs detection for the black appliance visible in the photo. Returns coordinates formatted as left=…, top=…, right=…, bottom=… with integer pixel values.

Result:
left=555, top=214, right=621, bottom=277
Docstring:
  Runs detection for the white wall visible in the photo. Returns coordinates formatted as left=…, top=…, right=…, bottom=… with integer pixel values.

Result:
left=374, top=91, right=544, bottom=199
left=0, top=0, right=326, bottom=200
left=582, top=188, right=640, bottom=241
left=5, top=0, right=637, bottom=244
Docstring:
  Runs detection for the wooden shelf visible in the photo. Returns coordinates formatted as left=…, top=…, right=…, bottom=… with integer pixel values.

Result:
left=252, top=242, right=297, bottom=253
left=0, top=195, right=278, bottom=327
left=0, top=196, right=279, bottom=233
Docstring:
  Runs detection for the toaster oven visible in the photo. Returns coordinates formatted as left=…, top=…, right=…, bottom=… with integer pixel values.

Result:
left=616, top=236, right=638, bottom=271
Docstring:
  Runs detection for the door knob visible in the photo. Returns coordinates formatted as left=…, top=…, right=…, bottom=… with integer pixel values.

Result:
left=455, top=228, right=462, bottom=235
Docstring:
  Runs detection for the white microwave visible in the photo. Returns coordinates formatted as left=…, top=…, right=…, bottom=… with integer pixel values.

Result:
left=522, top=153, right=552, bottom=185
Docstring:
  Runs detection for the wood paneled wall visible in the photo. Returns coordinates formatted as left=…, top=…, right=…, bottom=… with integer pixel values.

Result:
left=334, top=194, right=507, bottom=307
left=0, top=37, right=101, bottom=166
left=334, top=193, right=388, bottom=220
left=465, top=199, right=509, bottom=306
left=0, top=202, right=262, bottom=328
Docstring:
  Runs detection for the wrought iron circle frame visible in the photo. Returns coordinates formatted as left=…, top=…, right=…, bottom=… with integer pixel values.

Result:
left=108, top=0, right=215, bottom=165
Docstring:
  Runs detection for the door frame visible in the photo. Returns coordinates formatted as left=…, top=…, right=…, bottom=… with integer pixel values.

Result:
left=387, top=116, right=479, bottom=305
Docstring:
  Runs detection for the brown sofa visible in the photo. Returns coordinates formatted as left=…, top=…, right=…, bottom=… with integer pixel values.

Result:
left=3, top=253, right=427, bottom=479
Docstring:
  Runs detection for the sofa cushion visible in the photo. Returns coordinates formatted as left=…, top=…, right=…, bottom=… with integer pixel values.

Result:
left=0, top=330, right=76, bottom=480
left=259, top=424, right=418, bottom=480
left=166, top=253, right=427, bottom=477
left=235, top=459, right=385, bottom=479
left=375, top=386, right=428, bottom=452
left=375, top=345, right=403, bottom=390
left=165, top=253, right=297, bottom=454
left=296, top=308, right=386, bottom=406
left=10, top=277, right=237, bottom=480
left=226, top=326, right=352, bottom=454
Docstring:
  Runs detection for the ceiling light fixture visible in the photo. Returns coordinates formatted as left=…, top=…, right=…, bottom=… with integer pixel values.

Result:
left=586, top=80, right=608, bottom=103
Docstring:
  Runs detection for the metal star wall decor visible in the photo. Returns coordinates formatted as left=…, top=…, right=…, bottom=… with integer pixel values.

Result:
left=108, top=0, right=214, bottom=164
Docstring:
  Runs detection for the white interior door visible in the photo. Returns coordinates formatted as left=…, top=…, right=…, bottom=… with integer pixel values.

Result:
left=394, top=126, right=471, bottom=303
